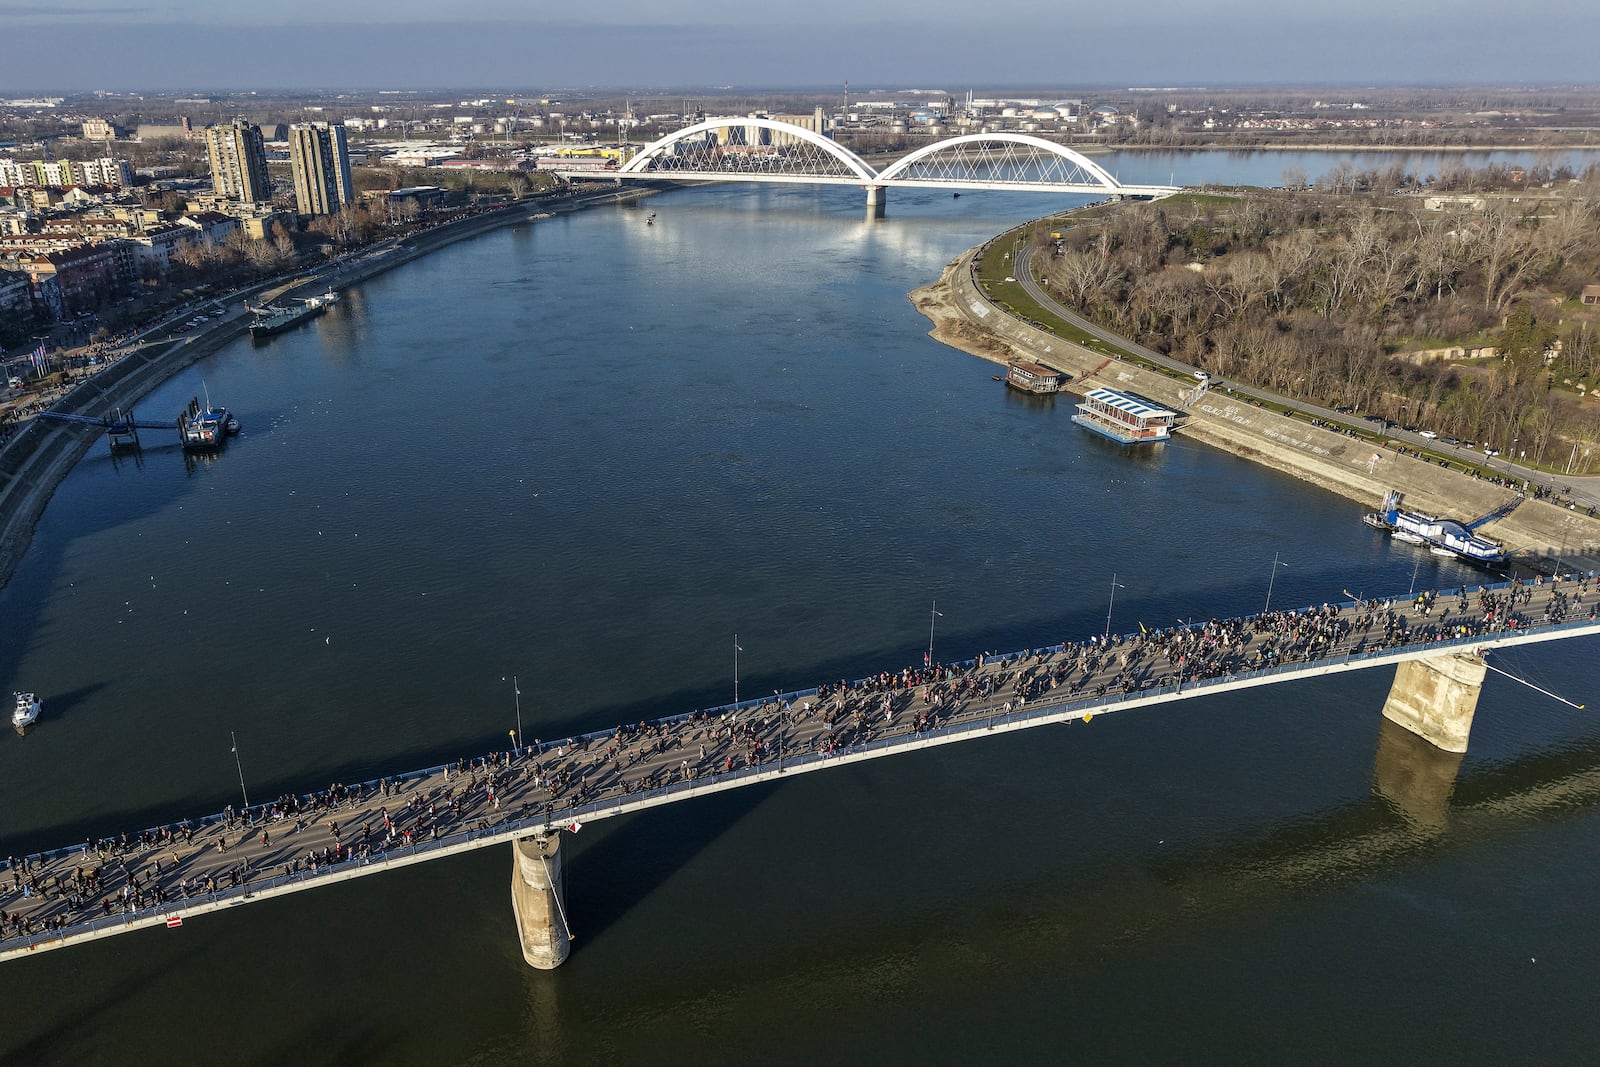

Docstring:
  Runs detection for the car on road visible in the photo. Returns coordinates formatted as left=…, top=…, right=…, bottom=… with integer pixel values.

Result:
left=1418, top=430, right=1438, bottom=439
left=1484, top=448, right=1500, bottom=457
left=1192, top=371, right=1211, bottom=382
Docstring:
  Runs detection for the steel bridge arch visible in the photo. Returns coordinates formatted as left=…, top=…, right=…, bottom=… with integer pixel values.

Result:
left=619, top=117, right=879, bottom=181
left=875, top=132, right=1125, bottom=191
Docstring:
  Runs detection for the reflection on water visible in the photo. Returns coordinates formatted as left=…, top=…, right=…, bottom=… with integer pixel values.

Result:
left=0, top=177, right=1597, bottom=1065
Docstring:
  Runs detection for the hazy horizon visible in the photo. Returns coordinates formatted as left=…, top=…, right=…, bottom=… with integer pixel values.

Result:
left=7, top=7, right=1597, bottom=94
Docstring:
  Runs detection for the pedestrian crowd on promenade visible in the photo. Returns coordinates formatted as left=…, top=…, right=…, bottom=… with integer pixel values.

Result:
left=2, top=575, right=1596, bottom=946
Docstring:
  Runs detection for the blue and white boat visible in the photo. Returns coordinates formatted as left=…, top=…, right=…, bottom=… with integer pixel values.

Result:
left=13, top=691, right=40, bottom=732
left=1379, top=490, right=1506, bottom=564
left=1072, top=387, right=1177, bottom=444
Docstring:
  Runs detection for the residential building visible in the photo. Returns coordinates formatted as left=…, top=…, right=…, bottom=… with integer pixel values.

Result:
left=288, top=122, right=354, bottom=216
left=0, top=267, right=34, bottom=335
left=178, top=210, right=239, bottom=245
left=126, top=223, right=194, bottom=278
left=82, top=118, right=116, bottom=140
left=17, top=243, right=119, bottom=318
left=205, top=119, right=272, bottom=203
left=2, top=156, right=134, bottom=191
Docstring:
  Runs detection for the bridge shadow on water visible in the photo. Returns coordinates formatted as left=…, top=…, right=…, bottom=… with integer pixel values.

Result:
left=565, top=778, right=774, bottom=944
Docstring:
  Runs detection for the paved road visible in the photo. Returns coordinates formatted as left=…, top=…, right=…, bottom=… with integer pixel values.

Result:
left=1012, top=245, right=1600, bottom=510
left=4, top=577, right=1595, bottom=960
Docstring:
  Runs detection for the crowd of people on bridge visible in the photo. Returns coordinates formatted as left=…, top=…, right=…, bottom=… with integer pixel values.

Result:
left=3, top=575, right=1596, bottom=949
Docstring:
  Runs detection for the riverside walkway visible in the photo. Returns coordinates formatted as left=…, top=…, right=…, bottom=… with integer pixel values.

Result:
left=3, top=577, right=1597, bottom=963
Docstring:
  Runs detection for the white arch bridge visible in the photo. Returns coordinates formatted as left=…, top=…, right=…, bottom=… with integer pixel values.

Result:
left=552, top=117, right=1180, bottom=208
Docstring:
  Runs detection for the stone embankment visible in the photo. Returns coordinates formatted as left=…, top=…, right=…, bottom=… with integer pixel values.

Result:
left=911, top=248, right=1600, bottom=573
left=0, top=186, right=660, bottom=591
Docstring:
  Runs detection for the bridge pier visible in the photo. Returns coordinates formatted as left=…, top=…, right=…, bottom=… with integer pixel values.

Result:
left=865, top=184, right=886, bottom=218
left=1381, top=651, right=1488, bottom=754
left=510, top=833, right=571, bottom=969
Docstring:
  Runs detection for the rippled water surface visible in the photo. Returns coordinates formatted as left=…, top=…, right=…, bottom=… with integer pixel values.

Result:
left=1, top=174, right=1597, bottom=1065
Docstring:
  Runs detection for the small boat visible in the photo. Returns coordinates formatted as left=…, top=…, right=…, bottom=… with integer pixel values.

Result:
left=1392, top=531, right=1426, bottom=545
left=13, top=691, right=40, bottom=732
left=1362, top=512, right=1392, bottom=531
left=179, top=385, right=238, bottom=451
left=1430, top=545, right=1457, bottom=557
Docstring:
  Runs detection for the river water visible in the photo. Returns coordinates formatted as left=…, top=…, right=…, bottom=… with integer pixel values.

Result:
left=2, top=150, right=1599, bottom=1064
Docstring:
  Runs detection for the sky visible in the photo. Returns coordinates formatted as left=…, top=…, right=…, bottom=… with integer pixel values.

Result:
left=4, top=2, right=1596, bottom=92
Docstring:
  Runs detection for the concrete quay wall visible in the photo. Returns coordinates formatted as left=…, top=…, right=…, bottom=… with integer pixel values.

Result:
left=915, top=250, right=1600, bottom=571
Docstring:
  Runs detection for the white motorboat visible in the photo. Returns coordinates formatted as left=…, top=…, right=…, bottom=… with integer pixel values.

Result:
left=1430, top=545, right=1457, bottom=557
left=12, top=691, right=40, bottom=732
left=1392, top=531, right=1427, bottom=545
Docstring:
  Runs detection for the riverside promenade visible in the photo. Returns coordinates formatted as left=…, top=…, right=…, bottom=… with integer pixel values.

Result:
left=3, top=578, right=1597, bottom=963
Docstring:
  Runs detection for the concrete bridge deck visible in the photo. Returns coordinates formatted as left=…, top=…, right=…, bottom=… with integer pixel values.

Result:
left=3, top=579, right=1596, bottom=963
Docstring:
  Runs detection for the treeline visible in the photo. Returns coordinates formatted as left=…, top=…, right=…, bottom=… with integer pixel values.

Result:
left=1039, top=179, right=1600, bottom=472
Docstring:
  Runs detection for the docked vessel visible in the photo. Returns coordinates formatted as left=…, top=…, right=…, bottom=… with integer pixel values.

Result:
left=178, top=391, right=240, bottom=451
left=1072, top=387, right=1178, bottom=444
left=1004, top=361, right=1068, bottom=395
left=13, top=692, right=40, bottom=732
left=1375, top=489, right=1506, bottom=564
left=249, top=290, right=339, bottom=338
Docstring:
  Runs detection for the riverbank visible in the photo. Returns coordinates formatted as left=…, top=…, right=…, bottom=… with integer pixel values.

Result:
left=1103, top=141, right=1600, bottom=153
left=910, top=247, right=1600, bottom=573
left=0, top=184, right=661, bottom=593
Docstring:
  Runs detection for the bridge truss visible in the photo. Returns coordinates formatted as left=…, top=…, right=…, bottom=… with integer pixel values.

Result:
left=572, top=117, right=1178, bottom=199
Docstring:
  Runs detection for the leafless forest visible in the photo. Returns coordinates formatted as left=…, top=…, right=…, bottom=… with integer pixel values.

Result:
left=1040, top=173, right=1600, bottom=472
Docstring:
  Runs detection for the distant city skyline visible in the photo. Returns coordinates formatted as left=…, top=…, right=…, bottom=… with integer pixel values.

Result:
left=6, top=5, right=1597, bottom=92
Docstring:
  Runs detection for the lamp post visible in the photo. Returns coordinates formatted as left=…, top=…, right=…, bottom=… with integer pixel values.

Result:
left=512, top=675, right=523, bottom=753
left=733, top=634, right=742, bottom=706
left=1263, top=552, right=1288, bottom=615
left=1104, top=573, right=1125, bottom=640
left=230, top=731, right=250, bottom=812
left=927, top=600, right=942, bottom=666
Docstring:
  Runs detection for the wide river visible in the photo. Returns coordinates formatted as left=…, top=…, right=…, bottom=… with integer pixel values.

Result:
left=3, top=149, right=1599, bottom=1064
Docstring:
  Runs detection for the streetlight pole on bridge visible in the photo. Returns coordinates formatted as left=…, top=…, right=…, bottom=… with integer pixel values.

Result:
left=927, top=600, right=942, bottom=666
left=513, top=675, right=523, bottom=753
left=230, top=731, right=250, bottom=812
left=1104, top=573, right=1126, bottom=641
left=1264, top=552, right=1289, bottom=615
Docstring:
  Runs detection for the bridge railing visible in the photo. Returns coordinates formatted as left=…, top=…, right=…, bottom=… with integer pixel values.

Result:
left=8, top=583, right=1598, bottom=956
left=8, top=578, right=1589, bottom=880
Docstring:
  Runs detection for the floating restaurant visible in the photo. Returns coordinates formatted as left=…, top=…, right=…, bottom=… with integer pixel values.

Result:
left=1072, top=387, right=1178, bottom=444
left=1004, top=360, right=1067, bottom=395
